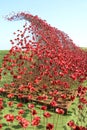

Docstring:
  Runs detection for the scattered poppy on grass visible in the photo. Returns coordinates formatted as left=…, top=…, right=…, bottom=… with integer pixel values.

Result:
left=31, top=109, right=37, bottom=116
left=67, top=121, right=87, bottom=130
left=4, top=114, right=14, bottom=122
left=16, top=115, right=22, bottom=122
left=46, top=123, right=54, bottom=130
left=78, top=104, right=83, bottom=110
left=18, top=109, right=25, bottom=115
left=0, top=88, right=5, bottom=93
left=17, top=103, right=23, bottom=108
left=31, top=116, right=40, bottom=126
left=8, top=101, right=13, bottom=107
left=67, top=120, right=76, bottom=129
left=17, top=75, right=22, bottom=79
left=27, top=94, right=33, bottom=100
left=19, top=118, right=30, bottom=128
left=80, top=97, right=87, bottom=104
left=74, top=126, right=87, bottom=130
left=28, top=104, right=34, bottom=109
left=0, top=124, right=2, bottom=129
left=0, top=98, right=3, bottom=101
left=56, top=108, right=64, bottom=114
left=41, top=105, right=47, bottom=111
left=43, top=112, right=51, bottom=118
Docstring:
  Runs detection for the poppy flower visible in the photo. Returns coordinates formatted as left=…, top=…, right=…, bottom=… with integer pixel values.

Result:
left=70, top=95, right=75, bottom=101
left=61, top=94, right=66, bottom=99
left=27, top=94, right=33, bottom=100
left=16, top=115, right=22, bottom=122
left=56, top=108, right=64, bottom=114
left=46, top=123, right=54, bottom=130
left=0, top=98, right=3, bottom=101
left=42, top=84, right=48, bottom=89
left=0, top=124, right=2, bottom=129
left=17, top=94, right=24, bottom=99
left=0, top=100, right=4, bottom=110
left=31, top=109, right=37, bottom=116
left=4, top=114, right=14, bottom=122
left=17, top=103, right=23, bottom=108
left=31, top=116, right=40, bottom=126
left=50, top=100, right=58, bottom=107
left=7, top=93, right=14, bottom=99
left=18, top=109, right=25, bottom=115
left=78, top=104, right=83, bottom=110
left=8, top=101, right=13, bottom=107
left=28, top=104, right=34, bottom=109
left=43, top=112, right=51, bottom=118
left=67, top=120, right=76, bottom=129
left=0, top=88, right=5, bottom=93
left=41, top=106, right=47, bottom=111
left=19, top=118, right=30, bottom=128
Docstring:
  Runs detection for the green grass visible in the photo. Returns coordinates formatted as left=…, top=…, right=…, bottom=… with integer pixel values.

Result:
left=0, top=50, right=12, bottom=87
left=0, top=50, right=9, bottom=67
left=0, top=94, right=81, bottom=130
left=0, top=50, right=87, bottom=130
left=0, top=93, right=86, bottom=130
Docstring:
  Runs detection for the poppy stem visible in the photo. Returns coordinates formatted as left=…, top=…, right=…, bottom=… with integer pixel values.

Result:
left=55, top=114, right=59, bottom=130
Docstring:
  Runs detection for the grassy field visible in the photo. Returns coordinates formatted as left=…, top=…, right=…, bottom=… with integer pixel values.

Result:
left=0, top=50, right=87, bottom=130
left=0, top=50, right=8, bottom=67
left=0, top=50, right=12, bottom=87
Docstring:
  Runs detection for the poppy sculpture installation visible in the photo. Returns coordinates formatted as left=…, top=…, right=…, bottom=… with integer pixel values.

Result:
left=0, top=12, right=87, bottom=130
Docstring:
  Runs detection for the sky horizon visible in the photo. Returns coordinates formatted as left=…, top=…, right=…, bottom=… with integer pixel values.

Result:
left=0, top=0, right=87, bottom=50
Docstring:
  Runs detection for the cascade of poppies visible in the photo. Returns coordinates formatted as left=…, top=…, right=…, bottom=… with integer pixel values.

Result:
left=1, top=12, right=87, bottom=97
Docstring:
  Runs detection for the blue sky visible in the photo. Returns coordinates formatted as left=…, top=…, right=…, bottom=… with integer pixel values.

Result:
left=0, top=0, right=87, bottom=50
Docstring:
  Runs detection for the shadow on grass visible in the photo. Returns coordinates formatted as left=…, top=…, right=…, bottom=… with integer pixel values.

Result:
left=9, top=109, right=15, bottom=113
left=12, top=124, right=44, bottom=130
left=66, top=110, right=72, bottom=116
left=2, top=122, right=21, bottom=130
left=2, top=123, right=12, bottom=130
left=2, top=123, right=8, bottom=127
left=0, top=117, right=3, bottom=120
left=5, top=128, right=12, bottom=130
left=23, top=109, right=30, bottom=118
left=12, top=124, right=21, bottom=129
left=63, top=125, right=68, bottom=130
left=37, top=125, right=44, bottom=129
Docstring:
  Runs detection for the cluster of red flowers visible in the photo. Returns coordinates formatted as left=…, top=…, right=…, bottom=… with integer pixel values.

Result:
left=4, top=114, right=14, bottom=122
left=2, top=12, right=87, bottom=106
left=16, top=115, right=30, bottom=128
left=0, top=12, right=87, bottom=129
left=31, top=116, right=40, bottom=126
left=3, top=12, right=87, bottom=88
left=0, top=98, right=4, bottom=111
left=67, top=120, right=87, bottom=130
